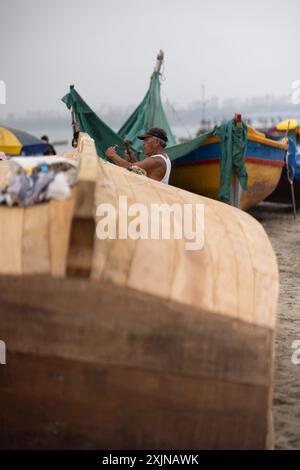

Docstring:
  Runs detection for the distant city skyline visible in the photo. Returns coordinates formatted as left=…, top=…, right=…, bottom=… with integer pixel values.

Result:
left=2, top=93, right=299, bottom=135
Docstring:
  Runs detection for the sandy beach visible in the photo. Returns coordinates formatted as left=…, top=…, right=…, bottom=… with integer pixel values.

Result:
left=249, top=202, right=300, bottom=449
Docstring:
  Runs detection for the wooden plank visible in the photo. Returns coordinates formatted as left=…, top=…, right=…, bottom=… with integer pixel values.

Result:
left=92, top=164, right=137, bottom=286
left=166, top=187, right=216, bottom=311
left=74, top=180, right=95, bottom=219
left=0, top=190, right=75, bottom=277
left=125, top=176, right=179, bottom=299
left=67, top=218, right=95, bottom=277
left=0, top=351, right=269, bottom=450
left=49, top=191, right=76, bottom=277
left=0, top=207, right=24, bottom=274
left=22, top=204, right=50, bottom=274
left=0, top=275, right=273, bottom=387
left=203, top=198, right=253, bottom=323
left=91, top=161, right=123, bottom=280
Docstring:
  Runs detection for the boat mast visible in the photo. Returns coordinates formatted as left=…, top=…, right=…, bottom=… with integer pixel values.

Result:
left=154, top=50, right=164, bottom=74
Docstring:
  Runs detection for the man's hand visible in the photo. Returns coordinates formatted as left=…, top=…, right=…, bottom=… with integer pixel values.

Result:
left=105, top=146, right=119, bottom=161
left=125, top=148, right=137, bottom=163
left=105, top=146, right=132, bottom=169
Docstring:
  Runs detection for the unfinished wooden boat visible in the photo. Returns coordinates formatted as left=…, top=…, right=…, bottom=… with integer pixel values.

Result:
left=170, top=126, right=288, bottom=210
left=0, top=133, right=278, bottom=449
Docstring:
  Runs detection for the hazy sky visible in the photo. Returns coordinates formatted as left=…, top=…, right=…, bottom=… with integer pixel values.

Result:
left=0, top=0, right=299, bottom=116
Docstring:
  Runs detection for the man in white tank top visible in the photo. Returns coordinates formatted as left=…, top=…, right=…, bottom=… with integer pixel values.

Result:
left=105, top=127, right=171, bottom=184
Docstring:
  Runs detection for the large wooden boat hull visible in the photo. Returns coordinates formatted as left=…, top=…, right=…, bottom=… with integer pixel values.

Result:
left=0, top=134, right=279, bottom=449
left=170, top=128, right=287, bottom=210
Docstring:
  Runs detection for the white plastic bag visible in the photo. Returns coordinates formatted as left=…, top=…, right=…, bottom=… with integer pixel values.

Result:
left=46, top=172, right=70, bottom=200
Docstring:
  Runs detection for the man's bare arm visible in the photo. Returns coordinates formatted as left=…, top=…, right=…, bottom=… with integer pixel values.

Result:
left=106, top=147, right=131, bottom=168
left=105, top=147, right=165, bottom=173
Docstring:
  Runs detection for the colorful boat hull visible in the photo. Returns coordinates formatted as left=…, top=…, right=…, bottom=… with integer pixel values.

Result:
left=170, top=128, right=287, bottom=210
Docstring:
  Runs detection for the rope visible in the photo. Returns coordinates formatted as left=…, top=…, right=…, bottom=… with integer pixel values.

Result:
left=161, top=89, right=192, bottom=140
left=157, top=64, right=192, bottom=140
left=285, top=121, right=293, bottom=184
left=284, top=121, right=297, bottom=217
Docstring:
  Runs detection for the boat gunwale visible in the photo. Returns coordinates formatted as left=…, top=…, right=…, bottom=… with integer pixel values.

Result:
left=198, top=129, right=288, bottom=151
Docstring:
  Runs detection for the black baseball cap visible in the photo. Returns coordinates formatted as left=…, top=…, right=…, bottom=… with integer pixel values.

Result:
left=138, top=127, right=168, bottom=143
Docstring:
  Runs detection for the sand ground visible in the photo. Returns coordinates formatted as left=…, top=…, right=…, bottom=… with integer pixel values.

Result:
left=249, top=202, right=300, bottom=450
